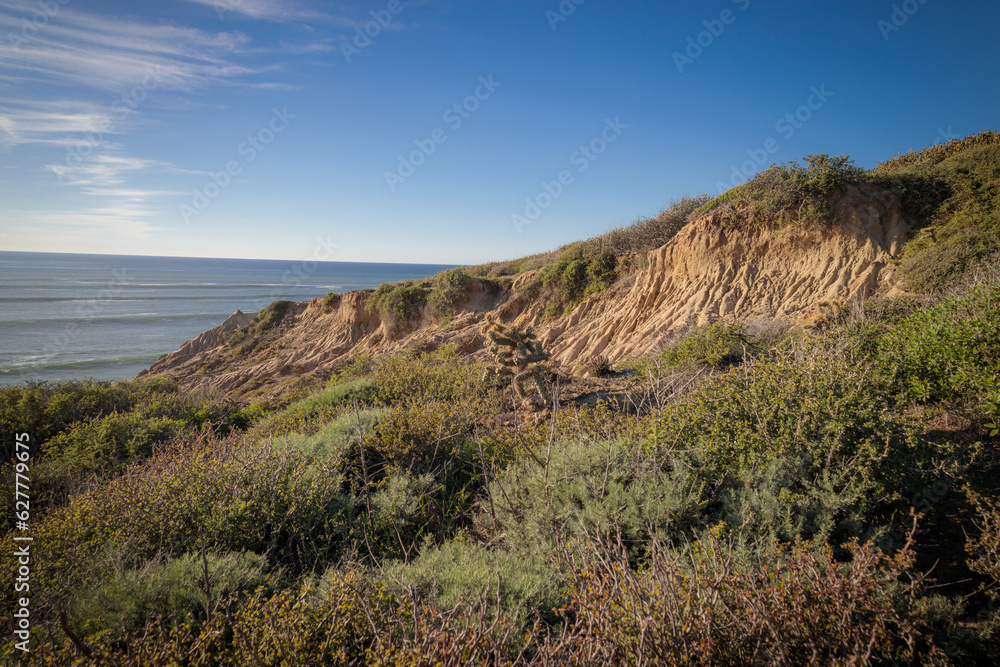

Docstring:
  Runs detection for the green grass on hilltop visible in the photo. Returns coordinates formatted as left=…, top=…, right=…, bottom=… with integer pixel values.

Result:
left=466, top=196, right=709, bottom=318
left=697, top=153, right=867, bottom=228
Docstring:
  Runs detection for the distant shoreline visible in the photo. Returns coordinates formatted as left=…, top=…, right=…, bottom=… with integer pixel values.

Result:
left=0, top=252, right=457, bottom=387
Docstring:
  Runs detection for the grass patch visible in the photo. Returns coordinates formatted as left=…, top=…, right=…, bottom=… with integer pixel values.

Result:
left=698, top=153, right=866, bottom=227
left=67, top=551, right=271, bottom=638
left=257, top=300, right=293, bottom=331
left=253, top=379, right=378, bottom=436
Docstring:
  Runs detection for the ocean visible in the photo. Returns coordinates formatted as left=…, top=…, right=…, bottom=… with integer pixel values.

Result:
left=0, top=252, right=456, bottom=387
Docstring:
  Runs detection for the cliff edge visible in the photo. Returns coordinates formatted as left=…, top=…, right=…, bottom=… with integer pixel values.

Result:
left=142, top=184, right=909, bottom=396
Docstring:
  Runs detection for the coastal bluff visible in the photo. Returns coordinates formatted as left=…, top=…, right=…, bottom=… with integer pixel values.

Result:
left=142, top=184, right=909, bottom=396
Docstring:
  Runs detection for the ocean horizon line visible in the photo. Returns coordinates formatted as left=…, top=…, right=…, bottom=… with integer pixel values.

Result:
left=0, top=249, right=465, bottom=269
left=0, top=252, right=460, bottom=386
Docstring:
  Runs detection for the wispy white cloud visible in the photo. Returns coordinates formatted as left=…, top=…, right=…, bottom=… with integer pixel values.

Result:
left=80, top=187, right=188, bottom=199
left=28, top=202, right=164, bottom=238
left=0, top=0, right=346, bottom=247
left=0, top=4, right=281, bottom=241
left=177, top=0, right=347, bottom=25
left=46, top=155, right=161, bottom=187
left=0, top=9, right=258, bottom=97
left=0, top=101, right=122, bottom=149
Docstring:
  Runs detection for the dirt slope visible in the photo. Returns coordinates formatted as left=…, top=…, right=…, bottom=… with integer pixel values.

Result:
left=142, top=184, right=909, bottom=396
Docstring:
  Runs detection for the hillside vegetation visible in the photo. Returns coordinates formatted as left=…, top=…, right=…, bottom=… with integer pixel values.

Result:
left=3, top=134, right=1000, bottom=664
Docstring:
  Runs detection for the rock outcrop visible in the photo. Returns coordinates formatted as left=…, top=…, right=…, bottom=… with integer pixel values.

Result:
left=142, top=184, right=909, bottom=396
left=143, top=310, right=254, bottom=371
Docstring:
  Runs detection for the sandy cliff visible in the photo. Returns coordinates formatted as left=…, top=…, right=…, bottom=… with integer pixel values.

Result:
left=142, top=184, right=909, bottom=395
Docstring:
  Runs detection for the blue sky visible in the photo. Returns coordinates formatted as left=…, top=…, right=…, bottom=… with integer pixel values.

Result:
left=1, top=0, right=998, bottom=264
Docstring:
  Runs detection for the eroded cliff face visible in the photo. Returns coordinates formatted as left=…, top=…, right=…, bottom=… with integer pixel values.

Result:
left=537, top=183, right=909, bottom=364
left=142, top=184, right=909, bottom=396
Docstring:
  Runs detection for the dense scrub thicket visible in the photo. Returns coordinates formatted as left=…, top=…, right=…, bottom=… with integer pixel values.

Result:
left=4, top=271, right=999, bottom=664
left=4, top=136, right=1000, bottom=664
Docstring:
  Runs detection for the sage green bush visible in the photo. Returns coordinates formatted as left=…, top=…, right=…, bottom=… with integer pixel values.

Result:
left=428, top=268, right=473, bottom=318
left=336, top=344, right=487, bottom=407
left=483, top=438, right=708, bottom=562
left=257, top=299, right=293, bottom=330
left=388, top=538, right=559, bottom=619
left=370, top=282, right=428, bottom=335
left=698, top=153, right=866, bottom=227
left=67, top=551, right=272, bottom=638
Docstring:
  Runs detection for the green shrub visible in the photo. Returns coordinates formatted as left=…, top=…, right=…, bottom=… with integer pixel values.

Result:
left=717, top=451, right=871, bottom=547
left=470, top=196, right=707, bottom=283
left=428, top=268, right=473, bottom=318
left=257, top=300, right=293, bottom=330
left=322, top=291, right=342, bottom=311
left=699, top=153, right=866, bottom=227
left=42, top=410, right=185, bottom=478
left=2, top=381, right=262, bottom=532
left=370, top=282, right=428, bottom=336
left=484, top=438, right=708, bottom=561
left=226, top=327, right=248, bottom=349
left=966, top=491, right=1000, bottom=598
left=2, top=432, right=359, bottom=630
left=0, top=377, right=181, bottom=458
left=877, top=283, right=1000, bottom=416
left=817, top=295, right=928, bottom=357
left=548, top=526, right=945, bottom=664
left=389, top=538, right=559, bottom=618
left=280, top=408, right=474, bottom=559
left=594, top=195, right=709, bottom=255
left=538, top=242, right=619, bottom=316
left=366, top=471, right=442, bottom=560
left=872, top=130, right=1000, bottom=174
left=652, top=345, right=933, bottom=521
left=254, top=379, right=378, bottom=436
left=67, top=551, right=271, bottom=638
left=25, top=570, right=395, bottom=665
left=792, top=152, right=867, bottom=200
left=899, top=230, right=987, bottom=292
left=626, top=322, right=761, bottom=386
left=870, top=134, right=1000, bottom=292
left=336, top=345, right=487, bottom=407
left=661, top=322, right=752, bottom=368
left=278, top=408, right=384, bottom=463
left=368, top=400, right=474, bottom=472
